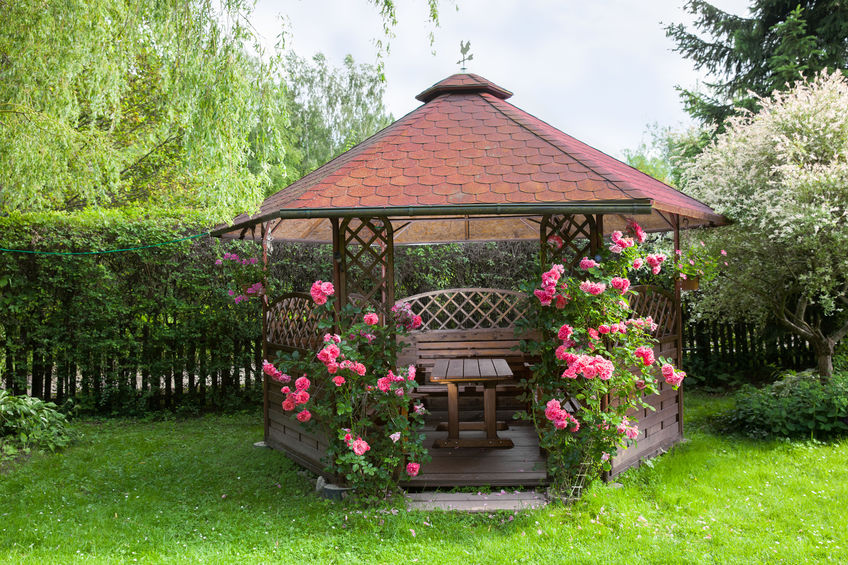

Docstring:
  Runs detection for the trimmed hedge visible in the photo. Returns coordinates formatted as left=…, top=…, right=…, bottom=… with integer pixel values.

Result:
left=0, top=209, right=263, bottom=415
left=1, top=211, right=541, bottom=415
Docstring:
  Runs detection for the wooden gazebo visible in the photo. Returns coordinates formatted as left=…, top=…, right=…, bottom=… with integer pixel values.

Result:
left=212, top=73, right=726, bottom=485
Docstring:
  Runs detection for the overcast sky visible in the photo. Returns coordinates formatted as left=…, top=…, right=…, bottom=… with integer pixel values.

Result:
left=250, top=1, right=751, bottom=159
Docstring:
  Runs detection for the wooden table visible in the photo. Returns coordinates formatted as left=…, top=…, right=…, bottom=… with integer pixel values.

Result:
left=430, top=358, right=514, bottom=449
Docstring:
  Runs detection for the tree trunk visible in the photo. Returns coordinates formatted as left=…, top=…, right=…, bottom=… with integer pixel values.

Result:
left=811, top=336, right=835, bottom=379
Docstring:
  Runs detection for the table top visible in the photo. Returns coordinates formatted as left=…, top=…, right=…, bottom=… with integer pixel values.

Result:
left=430, top=358, right=513, bottom=383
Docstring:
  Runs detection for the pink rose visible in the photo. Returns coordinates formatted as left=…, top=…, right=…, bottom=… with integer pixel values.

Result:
left=406, top=462, right=421, bottom=477
left=262, top=361, right=278, bottom=377
left=557, top=324, right=573, bottom=340
left=332, top=376, right=345, bottom=387
left=295, top=376, right=311, bottom=391
left=579, top=257, right=598, bottom=270
left=310, top=280, right=334, bottom=305
left=579, top=281, right=606, bottom=295
left=627, top=219, right=646, bottom=243
left=363, top=312, right=379, bottom=326
left=634, top=346, right=655, bottom=366
left=541, top=264, right=564, bottom=287
left=632, top=258, right=644, bottom=270
left=610, top=277, right=631, bottom=294
left=350, top=437, right=370, bottom=456
left=282, top=398, right=295, bottom=411
left=666, top=369, right=685, bottom=387
left=296, top=410, right=311, bottom=423
left=534, top=288, right=554, bottom=306
left=317, top=344, right=340, bottom=364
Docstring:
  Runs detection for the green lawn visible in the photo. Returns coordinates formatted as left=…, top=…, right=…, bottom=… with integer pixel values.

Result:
left=1, top=392, right=846, bottom=564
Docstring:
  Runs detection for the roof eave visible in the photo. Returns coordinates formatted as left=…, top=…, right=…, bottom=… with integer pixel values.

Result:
left=211, top=200, right=656, bottom=238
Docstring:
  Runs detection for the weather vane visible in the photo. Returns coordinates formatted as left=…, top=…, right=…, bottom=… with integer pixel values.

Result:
left=457, top=40, right=473, bottom=71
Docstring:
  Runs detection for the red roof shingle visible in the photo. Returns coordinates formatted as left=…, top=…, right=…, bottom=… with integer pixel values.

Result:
left=220, top=73, right=725, bottom=242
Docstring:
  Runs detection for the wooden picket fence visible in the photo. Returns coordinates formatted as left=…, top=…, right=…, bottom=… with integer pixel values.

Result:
left=681, top=319, right=814, bottom=373
left=1, top=333, right=263, bottom=413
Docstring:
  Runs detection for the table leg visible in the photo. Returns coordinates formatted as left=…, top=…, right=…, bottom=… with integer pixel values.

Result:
left=446, top=382, right=459, bottom=440
left=484, top=382, right=497, bottom=440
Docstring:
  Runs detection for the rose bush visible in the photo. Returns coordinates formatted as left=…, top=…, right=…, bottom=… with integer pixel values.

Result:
left=519, top=220, right=686, bottom=491
left=266, top=282, right=429, bottom=496
left=215, top=252, right=264, bottom=304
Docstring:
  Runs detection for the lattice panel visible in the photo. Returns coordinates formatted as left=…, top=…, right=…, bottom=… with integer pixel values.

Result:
left=540, top=215, right=599, bottom=273
left=629, top=285, right=678, bottom=338
left=265, top=292, right=323, bottom=352
left=339, top=217, right=394, bottom=313
left=396, top=288, right=530, bottom=331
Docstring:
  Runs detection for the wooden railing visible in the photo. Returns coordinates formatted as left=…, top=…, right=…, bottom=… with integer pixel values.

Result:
left=264, top=292, right=323, bottom=353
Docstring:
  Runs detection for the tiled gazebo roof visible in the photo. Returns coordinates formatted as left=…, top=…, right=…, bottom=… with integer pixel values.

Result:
left=215, top=73, right=725, bottom=243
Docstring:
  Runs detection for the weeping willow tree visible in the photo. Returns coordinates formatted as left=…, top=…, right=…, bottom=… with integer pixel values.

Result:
left=0, top=0, right=440, bottom=219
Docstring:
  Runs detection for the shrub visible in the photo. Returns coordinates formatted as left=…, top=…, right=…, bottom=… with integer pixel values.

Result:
left=0, top=390, right=75, bottom=459
left=716, top=370, right=848, bottom=439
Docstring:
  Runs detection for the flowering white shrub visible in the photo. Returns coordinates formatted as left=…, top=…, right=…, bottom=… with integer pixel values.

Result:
left=684, top=70, right=848, bottom=376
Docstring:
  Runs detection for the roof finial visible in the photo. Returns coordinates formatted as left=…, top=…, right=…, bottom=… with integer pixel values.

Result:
left=457, top=40, right=473, bottom=71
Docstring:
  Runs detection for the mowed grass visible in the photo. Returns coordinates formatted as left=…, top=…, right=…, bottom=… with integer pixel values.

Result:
left=1, top=392, right=846, bottom=564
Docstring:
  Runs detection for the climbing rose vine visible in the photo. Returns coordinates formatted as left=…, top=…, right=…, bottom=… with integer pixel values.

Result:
left=519, top=220, right=685, bottom=491
left=267, top=284, right=429, bottom=495
left=215, top=252, right=264, bottom=304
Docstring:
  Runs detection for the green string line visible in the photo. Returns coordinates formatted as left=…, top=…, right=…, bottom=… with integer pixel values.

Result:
left=0, top=232, right=210, bottom=255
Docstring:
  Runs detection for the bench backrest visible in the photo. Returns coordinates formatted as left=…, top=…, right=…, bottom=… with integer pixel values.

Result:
left=396, top=288, right=537, bottom=383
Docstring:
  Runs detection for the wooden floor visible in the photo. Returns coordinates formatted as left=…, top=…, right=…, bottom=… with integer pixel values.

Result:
left=402, top=423, right=548, bottom=488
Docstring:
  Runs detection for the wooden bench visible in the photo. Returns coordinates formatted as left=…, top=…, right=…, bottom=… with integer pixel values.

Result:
left=395, top=289, right=539, bottom=440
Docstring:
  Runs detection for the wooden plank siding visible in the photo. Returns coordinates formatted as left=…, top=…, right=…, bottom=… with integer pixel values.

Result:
left=265, top=377, right=329, bottom=476
left=608, top=359, right=682, bottom=478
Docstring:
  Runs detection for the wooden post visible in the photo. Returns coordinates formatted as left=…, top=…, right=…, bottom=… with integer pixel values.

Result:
left=673, top=214, right=684, bottom=437
left=539, top=215, right=549, bottom=270
left=382, top=217, right=395, bottom=318
left=331, top=217, right=344, bottom=317
left=261, top=220, right=271, bottom=442
left=592, top=214, right=604, bottom=255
